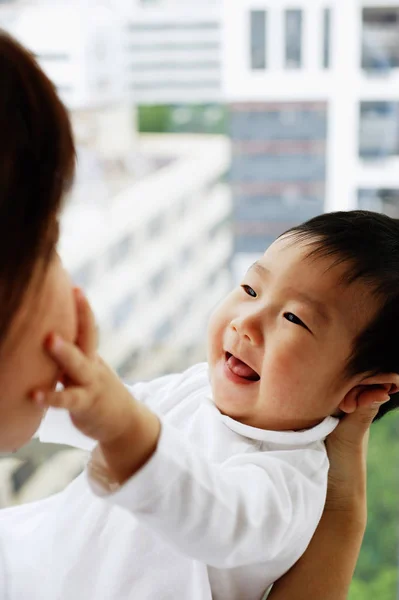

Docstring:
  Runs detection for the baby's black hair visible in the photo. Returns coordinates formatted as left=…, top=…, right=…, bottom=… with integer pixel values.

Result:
left=284, top=210, right=399, bottom=422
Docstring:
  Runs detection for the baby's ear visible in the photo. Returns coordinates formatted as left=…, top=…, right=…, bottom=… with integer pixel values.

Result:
left=338, top=373, right=399, bottom=415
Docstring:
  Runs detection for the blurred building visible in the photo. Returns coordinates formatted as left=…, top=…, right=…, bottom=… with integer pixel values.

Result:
left=123, top=0, right=222, bottom=104
left=223, top=0, right=399, bottom=278
left=61, top=134, right=232, bottom=380
left=0, top=1, right=232, bottom=382
left=0, top=131, right=232, bottom=505
left=1, top=0, right=129, bottom=109
left=0, top=1, right=232, bottom=504
left=0, top=0, right=135, bottom=165
left=0, top=129, right=232, bottom=504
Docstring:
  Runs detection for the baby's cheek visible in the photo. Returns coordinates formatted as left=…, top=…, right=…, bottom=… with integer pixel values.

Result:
left=207, top=309, right=225, bottom=353
left=266, top=343, right=299, bottom=377
left=265, top=345, right=312, bottom=395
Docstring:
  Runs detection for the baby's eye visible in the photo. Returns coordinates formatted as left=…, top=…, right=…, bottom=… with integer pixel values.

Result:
left=241, top=285, right=257, bottom=298
left=284, top=312, right=310, bottom=332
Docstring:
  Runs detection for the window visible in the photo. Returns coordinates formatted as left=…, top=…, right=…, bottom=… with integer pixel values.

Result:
left=147, top=214, right=164, bottom=238
left=358, top=188, right=399, bottom=217
left=132, top=80, right=220, bottom=91
left=149, top=268, right=168, bottom=294
left=250, top=10, right=267, bottom=70
left=154, top=318, right=172, bottom=341
left=73, top=261, right=95, bottom=289
left=362, top=8, right=399, bottom=72
left=112, top=294, right=136, bottom=330
left=229, top=102, right=326, bottom=255
left=117, top=349, right=141, bottom=380
left=179, top=245, right=193, bottom=268
left=130, top=61, right=220, bottom=72
left=285, top=9, right=303, bottom=69
left=359, top=102, right=399, bottom=159
left=127, top=43, right=220, bottom=52
left=107, top=234, right=132, bottom=268
left=209, top=216, right=231, bottom=241
left=207, top=270, right=219, bottom=289
left=322, top=8, right=331, bottom=68
left=128, top=22, right=219, bottom=32
left=230, top=105, right=327, bottom=142
left=36, top=53, right=70, bottom=61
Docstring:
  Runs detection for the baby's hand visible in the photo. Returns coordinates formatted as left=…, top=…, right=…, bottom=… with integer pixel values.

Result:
left=32, top=289, right=136, bottom=445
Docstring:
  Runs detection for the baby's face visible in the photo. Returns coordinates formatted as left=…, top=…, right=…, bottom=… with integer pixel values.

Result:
left=207, top=236, right=378, bottom=431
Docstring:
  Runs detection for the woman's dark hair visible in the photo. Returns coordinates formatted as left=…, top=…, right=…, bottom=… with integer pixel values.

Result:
left=0, top=30, right=75, bottom=347
left=284, top=210, right=399, bottom=422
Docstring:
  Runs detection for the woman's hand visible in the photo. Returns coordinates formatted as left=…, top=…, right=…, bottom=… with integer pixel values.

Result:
left=325, top=387, right=388, bottom=519
left=268, top=389, right=388, bottom=600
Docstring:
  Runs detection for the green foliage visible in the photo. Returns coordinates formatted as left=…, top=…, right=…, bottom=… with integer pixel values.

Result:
left=137, top=105, right=171, bottom=133
left=349, top=568, right=398, bottom=600
left=349, top=410, right=399, bottom=599
left=348, top=578, right=368, bottom=600
left=137, top=104, right=227, bottom=135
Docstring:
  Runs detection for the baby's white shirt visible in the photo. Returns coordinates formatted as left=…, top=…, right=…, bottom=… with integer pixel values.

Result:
left=0, top=363, right=338, bottom=600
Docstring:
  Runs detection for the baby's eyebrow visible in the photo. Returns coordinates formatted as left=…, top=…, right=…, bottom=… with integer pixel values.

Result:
left=248, top=261, right=270, bottom=277
left=289, top=289, right=331, bottom=325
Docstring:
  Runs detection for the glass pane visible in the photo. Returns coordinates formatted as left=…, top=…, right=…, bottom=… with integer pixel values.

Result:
left=285, top=9, right=303, bottom=69
left=230, top=102, right=326, bottom=254
left=250, top=10, right=267, bottom=70
left=362, top=7, right=399, bottom=72
left=323, top=8, right=331, bottom=68
left=359, top=101, right=399, bottom=158
left=358, top=188, right=399, bottom=217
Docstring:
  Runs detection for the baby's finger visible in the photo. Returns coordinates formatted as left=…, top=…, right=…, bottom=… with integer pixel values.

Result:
left=74, top=288, right=98, bottom=358
left=46, top=334, right=92, bottom=386
left=32, top=386, right=90, bottom=413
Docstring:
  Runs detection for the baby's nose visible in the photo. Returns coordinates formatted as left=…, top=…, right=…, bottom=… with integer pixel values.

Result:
left=231, top=315, right=263, bottom=346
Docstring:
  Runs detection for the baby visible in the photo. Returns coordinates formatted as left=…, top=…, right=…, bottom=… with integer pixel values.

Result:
left=4, top=210, right=399, bottom=600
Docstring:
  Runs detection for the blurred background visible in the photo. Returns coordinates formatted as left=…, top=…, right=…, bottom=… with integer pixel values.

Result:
left=0, top=0, right=398, bottom=597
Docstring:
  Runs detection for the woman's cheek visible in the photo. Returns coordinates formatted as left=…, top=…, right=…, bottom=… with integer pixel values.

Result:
left=56, top=272, right=78, bottom=344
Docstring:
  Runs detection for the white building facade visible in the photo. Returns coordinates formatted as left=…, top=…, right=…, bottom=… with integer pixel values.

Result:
left=0, top=1, right=233, bottom=381
left=123, top=0, right=222, bottom=104
left=1, top=0, right=129, bottom=110
left=222, top=0, right=399, bottom=275
left=60, top=134, right=232, bottom=380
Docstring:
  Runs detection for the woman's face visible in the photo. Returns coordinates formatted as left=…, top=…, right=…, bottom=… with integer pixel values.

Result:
left=0, top=254, right=77, bottom=452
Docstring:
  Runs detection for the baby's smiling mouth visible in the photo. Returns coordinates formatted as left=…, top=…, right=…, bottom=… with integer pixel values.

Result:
left=225, top=352, right=260, bottom=382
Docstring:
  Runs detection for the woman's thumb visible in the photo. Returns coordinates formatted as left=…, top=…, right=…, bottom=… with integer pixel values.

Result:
left=351, top=401, right=381, bottom=427
left=333, top=410, right=372, bottom=447
left=335, top=391, right=389, bottom=444
left=356, top=387, right=390, bottom=423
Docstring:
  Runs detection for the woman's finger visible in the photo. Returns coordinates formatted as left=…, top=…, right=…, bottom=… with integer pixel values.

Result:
left=74, top=288, right=98, bottom=358
left=46, top=334, right=92, bottom=386
left=326, top=387, right=388, bottom=452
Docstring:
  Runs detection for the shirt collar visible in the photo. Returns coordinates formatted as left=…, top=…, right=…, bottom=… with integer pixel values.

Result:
left=216, top=405, right=339, bottom=446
